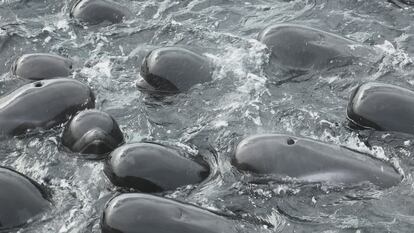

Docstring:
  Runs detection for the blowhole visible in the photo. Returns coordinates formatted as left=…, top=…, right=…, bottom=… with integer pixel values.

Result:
left=34, top=82, right=42, bottom=87
left=287, top=138, right=295, bottom=145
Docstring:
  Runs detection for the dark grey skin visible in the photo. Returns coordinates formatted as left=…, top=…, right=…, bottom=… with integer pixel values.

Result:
left=70, top=0, right=129, bottom=25
left=233, top=134, right=401, bottom=188
left=104, top=143, right=209, bottom=192
left=0, top=78, right=95, bottom=137
left=258, top=24, right=378, bottom=71
left=62, top=110, right=124, bottom=158
left=347, top=82, right=414, bottom=135
left=0, top=166, right=50, bottom=231
left=11, top=53, right=73, bottom=80
left=101, top=193, right=237, bottom=233
left=137, top=47, right=213, bottom=94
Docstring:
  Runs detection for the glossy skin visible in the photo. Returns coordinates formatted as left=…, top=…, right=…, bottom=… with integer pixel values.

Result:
left=0, top=78, right=95, bottom=136
left=137, top=47, right=213, bottom=94
left=347, top=82, right=414, bottom=135
left=233, top=134, right=401, bottom=188
left=62, top=110, right=124, bottom=157
left=70, top=0, right=129, bottom=25
left=0, top=166, right=50, bottom=231
left=258, top=24, right=377, bottom=71
left=11, top=53, right=73, bottom=80
left=104, top=143, right=209, bottom=192
left=101, top=193, right=237, bottom=233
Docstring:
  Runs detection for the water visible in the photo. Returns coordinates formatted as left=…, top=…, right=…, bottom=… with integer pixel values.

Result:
left=1, top=0, right=414, bottom=232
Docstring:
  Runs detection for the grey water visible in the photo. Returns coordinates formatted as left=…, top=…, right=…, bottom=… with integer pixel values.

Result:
left=1, top=0, right=414, bottom=232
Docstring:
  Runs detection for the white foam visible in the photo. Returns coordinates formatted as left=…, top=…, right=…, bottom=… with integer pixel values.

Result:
left=80, top=57, right=113, bottom=83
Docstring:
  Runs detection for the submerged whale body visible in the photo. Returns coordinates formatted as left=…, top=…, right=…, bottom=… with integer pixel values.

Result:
left=11, top=53, right=73, bottom=80
left=347, top=82, right=414, bottom=135
left=104, top=143, right=209, bottom=192
left=101, top=193, right=237, bottom=233
left=258, top=24, right=378, bottom=71
left=70, top=0, right=129, bottom=25
left=62, top=110, right=124, bottom=158
left=0, top=78, right=95, bottom=136
left=0, top=166, right=50, bottom=231
left=233, top=134, right=401, bottom=188
left=137, top=47, right=213, bottom=94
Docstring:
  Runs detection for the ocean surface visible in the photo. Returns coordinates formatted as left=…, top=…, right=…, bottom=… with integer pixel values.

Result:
left=1, top=0, right=414, bottom=232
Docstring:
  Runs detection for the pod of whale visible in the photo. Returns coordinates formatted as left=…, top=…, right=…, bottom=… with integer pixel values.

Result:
left=101, top=193, right=237, bottom=233
left=0, top=78, right=95, bottom=136
left=104, top=143, right=210, bottom=192
left=11, top=53, right=73, bottom=80
left=258, top=24, right=377, bottom=71
left=137, top=47, right=213, bottom=94
left=0, top=166, right=50, bottom=231
left=233, top=134, right=401, bottom=188
left=62, top=110, right=124, bottom=157
left=347, top=82, right=414, bottom=135
left=70, top=0, right=129, bottom=25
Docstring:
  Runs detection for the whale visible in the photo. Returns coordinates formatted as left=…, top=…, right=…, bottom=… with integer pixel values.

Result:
left=70, top=0, right=129, bottom=25
left=62, top=110, right=124, bottom=158
left=137, top=47, right=213, bottom=94
left=0, top=166, right=50, bottom=231
left=101, top=193, right=237, bottom=233
left=347, top=82, right=414, bottom=135
left=0, top=78, right=95, bottom=136
left=11, top=53, right=73, bottom=80
left=104, top=142, right=209, bottom=192
left=258, top=24, right=378, bottom=71
left=233, top=134, right=401, bottom=188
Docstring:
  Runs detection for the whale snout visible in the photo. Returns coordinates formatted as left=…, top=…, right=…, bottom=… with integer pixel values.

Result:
left=71, top=128, right=120, bottom=155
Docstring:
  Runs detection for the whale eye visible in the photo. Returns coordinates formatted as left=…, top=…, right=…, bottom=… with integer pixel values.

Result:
left=287, top=138, right=295, bottom=145
left=34, top=82, right=43, bottom=87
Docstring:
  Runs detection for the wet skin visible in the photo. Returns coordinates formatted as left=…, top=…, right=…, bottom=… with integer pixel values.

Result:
left=62, top=109, right=124, bottom=157
left=101, top=193, right=237, bottom=233
left=104, top=142, right=209, bottom=192
left=0, top=166, right=50, bottom=231
left=11, top=53, right=73, bottom=80
left=258, top=24, right=378, bottom=71
left=70, top=0, right=130, bottom=25
left=347, top=82, right=414, bottom=135
left=233, top=134, right=401, bottom=188
left=137, top=46, right=212, bottom=94
left=0, top=78, right=95, bottom=136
